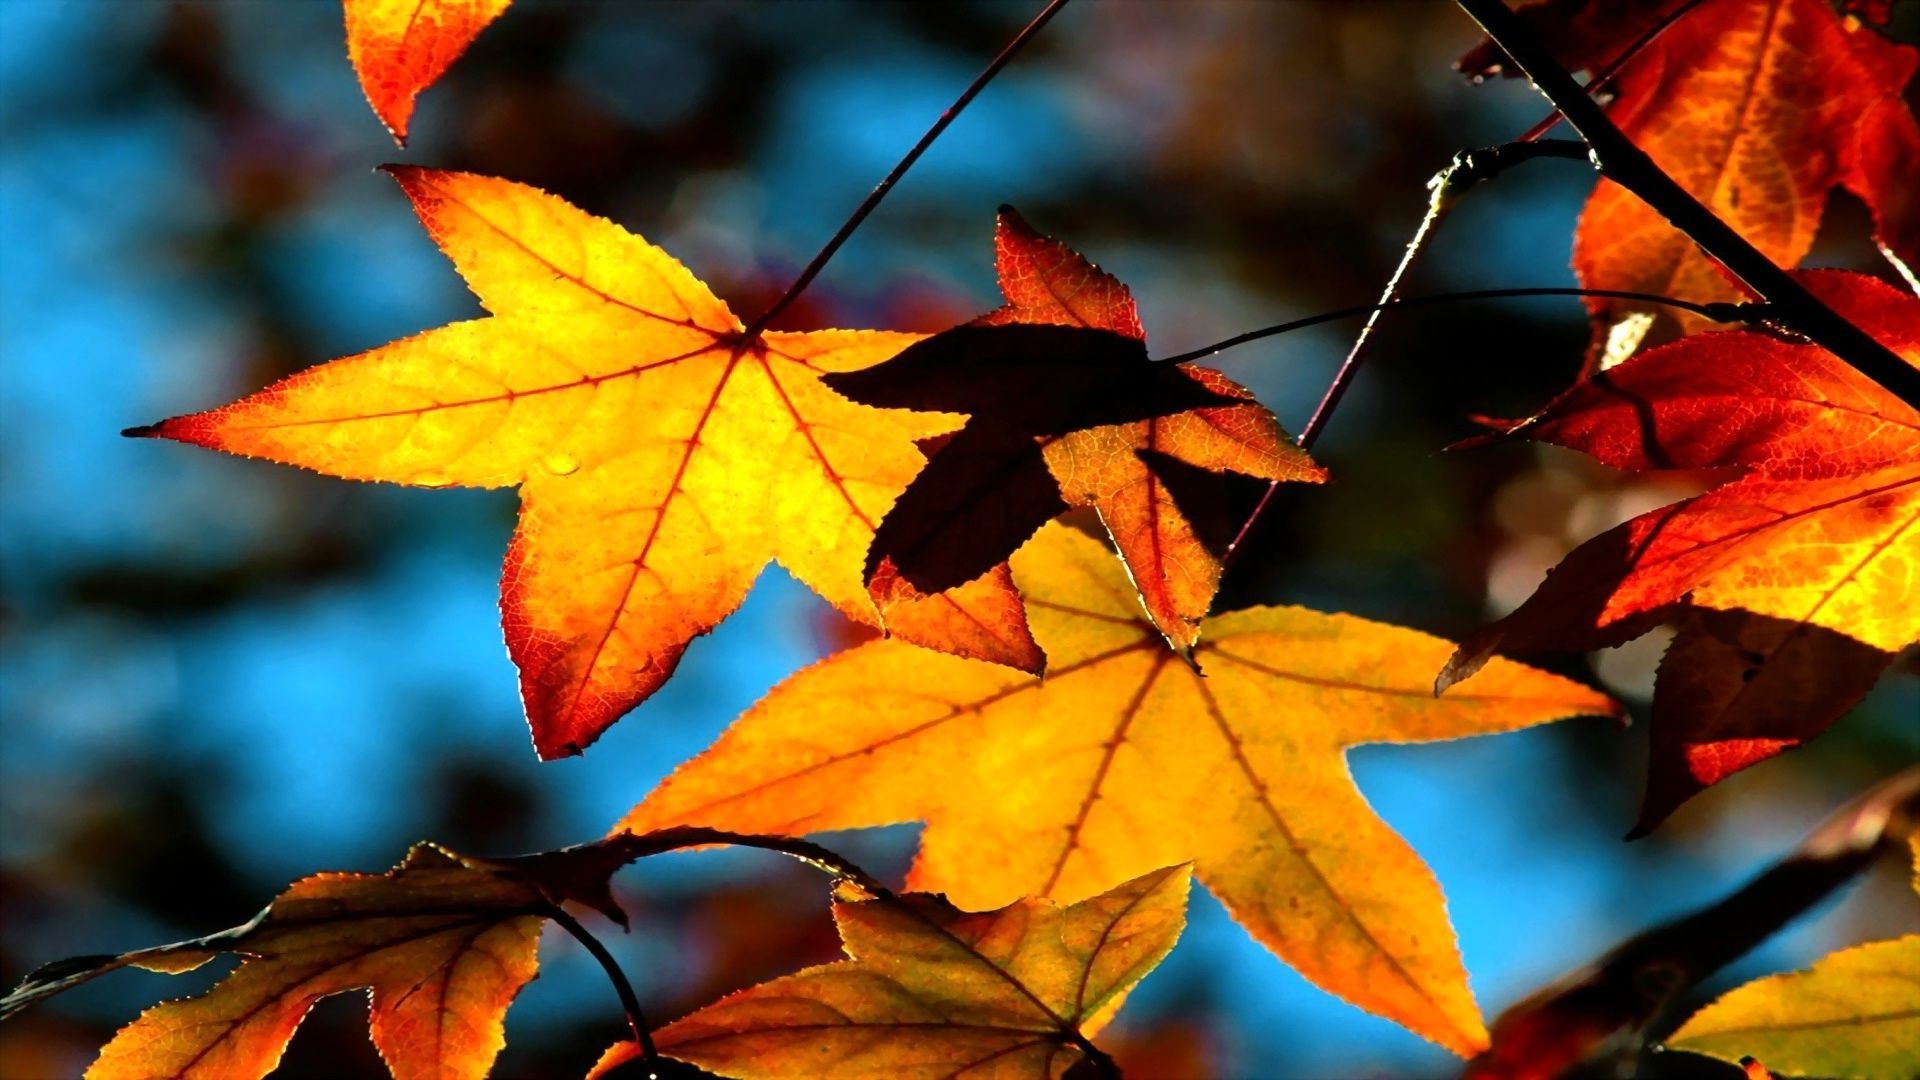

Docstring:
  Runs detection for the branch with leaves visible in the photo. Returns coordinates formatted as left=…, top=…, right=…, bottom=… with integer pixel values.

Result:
left=8, top=0, right=1920, bottom=1077
left=3, top=829, right=1170, bottom=1080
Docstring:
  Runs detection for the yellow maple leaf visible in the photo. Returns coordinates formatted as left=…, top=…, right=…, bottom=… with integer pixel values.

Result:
left=619, top=522, right=1619, bottom=1056
left=129, top=168, right=1041, bottom=757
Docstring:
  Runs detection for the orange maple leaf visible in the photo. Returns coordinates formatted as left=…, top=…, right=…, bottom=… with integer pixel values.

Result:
left=1467, top=0, right=1920, bottom=356
left=0, top=841, right=608, bottom=1080
left=343, top=0, right=512, bottom=144
left=593, top=866, right=1191, bottom=1080
left=619, top=521, right=1618, bottom=1056
left=1442, top=271, right=1920, bottom=832
left=128, top=169, right=1040, bottom=757
left=829, top=208, right=1328, bottom=651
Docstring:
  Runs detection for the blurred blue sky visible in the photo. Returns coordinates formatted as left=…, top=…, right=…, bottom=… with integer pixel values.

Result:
left=2, top=3, right=1914, bottom=1077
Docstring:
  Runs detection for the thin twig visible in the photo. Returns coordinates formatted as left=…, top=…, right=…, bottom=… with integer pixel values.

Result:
left=1194, top=280, right=1752, bottom=568
left=1454, top=0, right=1920, bottom=409
left=1298, top=161, right=1480, bottom=451
left=547, top=904, right=659, bottom=1069
left=1213, top=139, right=1590, bottom=567
left=1156, top=286, right=1749, bottom=371
left=1204, top=284, right=1755, bottom=567
left=741, top=0, right=1074, bottom=338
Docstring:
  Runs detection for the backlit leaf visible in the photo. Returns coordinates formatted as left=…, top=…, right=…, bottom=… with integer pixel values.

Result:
left=1465, top=0, right=1920, bottom=352
left=343, top=0, right=513, bottom=144
left=1443, top=271, right=1920, bottom=831
left=827, top=208, right=1327, bottom=652
left=597, top=866, right=1191, bottom=1080
left=1666, top=831, right=1920, bottom=1077
left=129, top=169, right=1040, bottom=758
left=1666, top=937, right=1920, bottom=1077
left=1, top=843, right=598, bottom=1080
left=621, top=522, right=1618, bottom=1056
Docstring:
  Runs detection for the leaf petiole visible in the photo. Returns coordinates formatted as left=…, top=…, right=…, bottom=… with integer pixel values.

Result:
left=1153, top=287, right=1762, bottom=369
left=742, top=0, right=1075, bottom=338
left=546, top=904, right=661, bottom=1071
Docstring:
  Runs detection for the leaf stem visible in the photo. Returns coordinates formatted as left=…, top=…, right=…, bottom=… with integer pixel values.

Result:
left=1211, top=138, right=1588, bottom=566
left=599, top=825, right=893, bottom=895
left=1209, top=283, right=1753, bottom=568
left=1453, top=0, right=1920, bottom=410
left=741, top=0, right=1074, bottom=338
left=1155, top=286, right=1754, bottom=370
left=546, top=903, right=660, bottom=1070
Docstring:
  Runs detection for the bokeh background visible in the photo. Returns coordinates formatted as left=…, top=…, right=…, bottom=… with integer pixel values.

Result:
left=2, top=2, right=1915, bottom=1077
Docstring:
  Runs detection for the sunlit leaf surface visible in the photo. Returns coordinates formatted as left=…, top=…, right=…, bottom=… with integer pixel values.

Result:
left=623, top=523, right=1617, bottom=1056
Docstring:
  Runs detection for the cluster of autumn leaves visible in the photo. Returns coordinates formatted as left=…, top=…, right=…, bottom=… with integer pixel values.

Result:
left=6, top=0, right=1919, bottom=1077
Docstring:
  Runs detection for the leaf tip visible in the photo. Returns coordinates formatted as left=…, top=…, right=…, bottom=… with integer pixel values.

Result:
left=532, top=737, right=587, bottom=763
left=1628, top=783, right=1690, bottom=841
left=121, top=417, right=207, bottom=445
left=994, top=204, right=1037, bottom=239
left=527, top=710, right=597, bottom=762
left=355, top=81, right=420, bottom=149
left=377, top=162, right=432, bottom=191
left=1434, top=636, right=1496, bottom=695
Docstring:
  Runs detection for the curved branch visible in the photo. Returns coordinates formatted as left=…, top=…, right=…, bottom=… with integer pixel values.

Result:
left=597, top=827, right=1121, bottom=1077
left=546, top=903, right=658, bottom=1067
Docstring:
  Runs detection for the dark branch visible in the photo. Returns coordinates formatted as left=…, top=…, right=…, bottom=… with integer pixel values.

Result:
left=594, top=825, right=892, bottom=895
